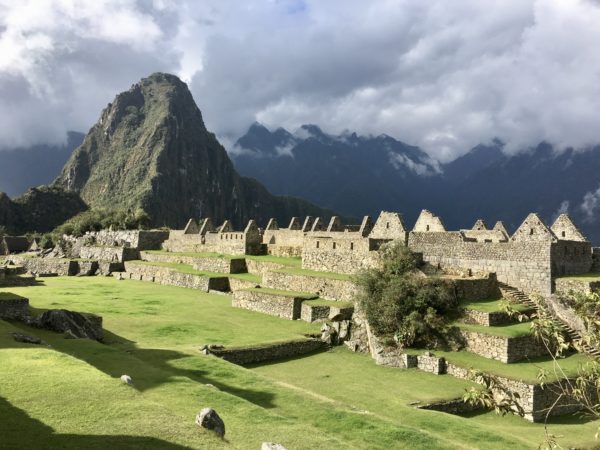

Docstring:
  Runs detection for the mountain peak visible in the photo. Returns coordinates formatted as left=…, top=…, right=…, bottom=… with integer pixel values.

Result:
left=54, top=73, right=331, bottom=228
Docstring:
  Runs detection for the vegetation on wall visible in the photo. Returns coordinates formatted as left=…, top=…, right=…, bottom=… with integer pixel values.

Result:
left=355, top=241, right=460, bottom=349
left=52, top=208, right=151, bottom=238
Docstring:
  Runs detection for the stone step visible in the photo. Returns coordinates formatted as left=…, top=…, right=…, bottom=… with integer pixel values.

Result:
left=300, top=299, right=354, bottom=323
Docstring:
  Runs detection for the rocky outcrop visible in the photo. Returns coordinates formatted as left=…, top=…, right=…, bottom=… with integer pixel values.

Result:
left=37, top=309, right=103, bottom=341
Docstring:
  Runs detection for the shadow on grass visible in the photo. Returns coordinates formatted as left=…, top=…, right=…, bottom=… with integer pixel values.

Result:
left=244, top=348, right=332, bottom=369
left=2, top=320, right=278, bottom=409
left=0, top=395, right=193, bottom=450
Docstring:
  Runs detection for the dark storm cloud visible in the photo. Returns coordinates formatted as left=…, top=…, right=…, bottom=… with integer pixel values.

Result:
left=1, top=0, right=600, bottom=162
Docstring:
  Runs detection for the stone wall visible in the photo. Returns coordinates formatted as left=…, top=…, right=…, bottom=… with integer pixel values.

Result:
left=301, top=234, right=382, bottom=275
left=140, top=252, right=246, bottom=273
left=208, top=338, right=326, bottom=365
left=445, top=362, right=589, bottom=422
left=9, top=256, right=77, bottom=276
left=80, top=246, right=138, bottom=263
left=408, top=232, right=554, bottom=295
left=121, top=262, right=229, bottom=292
left=80, top=230, right=169, bottom=250
left=162, top=232, right=264, bottom=256
left=262, top=270, right=358, bottom=302
left=550, top=241, right=593, bottom=277
left=417, top=353, right=446, bottom=374
left=459, top=329, right=547, bottom=363
left=452, top=274, right=499, bottom=301
left=555, top=278, right=600, bottom=296
left=593, top=248, right=600, bottom=272
left=232, top=289, right=308, bottom=320
left=462, top=309, right=516, bottom=327
left=300, top=302, right=354, bottom=322
left=267, top=245, right=303, bottom=258
left=0, top=294, right=29, bottom=320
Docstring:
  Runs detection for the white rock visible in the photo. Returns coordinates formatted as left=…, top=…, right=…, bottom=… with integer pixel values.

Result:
left=120, top=374, right=133, bottom=385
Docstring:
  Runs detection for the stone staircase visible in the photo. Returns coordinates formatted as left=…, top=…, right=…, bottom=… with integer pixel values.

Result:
left=498, top=282, right=600, bottom=360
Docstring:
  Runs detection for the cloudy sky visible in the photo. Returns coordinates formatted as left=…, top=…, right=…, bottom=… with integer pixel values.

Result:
left=1, top=0, right=600, bottom=161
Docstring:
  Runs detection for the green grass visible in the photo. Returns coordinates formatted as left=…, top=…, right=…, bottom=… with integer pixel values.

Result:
left=302, top=299, right=354, bottom=308
left=240, top=287, right=318, bottom=299
left=461, top=298, right=532, bottom=313
left=273, top=266, right=352, bottom=281
left=250, top=347, right=600, bottom=450
left=127, top=260, right=261, bottom=283
left=1, top=276, right=599, bottom=449
left=455, top=321, right=533, bottom=338
left=557, top=272, right=600, bottom=281
left=404, top=348, right=591, bottom=383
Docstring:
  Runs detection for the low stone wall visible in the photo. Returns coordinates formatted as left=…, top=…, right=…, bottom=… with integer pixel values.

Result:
left=445, top=362, right=589, bottom=422
left=262, top=271, right=358, bottom=302
left=593, top=248, right=600, bottom=272
left=245, top=260, right=290, bottom=275
left=80, top=246, right=138, bottom=263
left=232, top=290, right=308, bottom=320
left=208, top=338, right=326, bottom=365
left=301, top=303, right=330, bottom=322
left=121, top=262, right=229, bottom=292
left=0, top=294, right=29, bottom=320
left=462, top=309, right=516, bottom=326
left=140, top=251, right=247, bottom=274
left=77, top=261, right=99, bottom=276
left=459, top=329, right=547, bottom=363
left=417, top=353, right=446, bottom=374
left=9, top=256, right=77, bottom=276
left=555, top=278, right=600, bottom=296
left=545, top=295, right=586, bottom=334
left=452, top=274, right=499, bottom=301
left=229, top=278, right=260, bottom=291
left=97, top=262, right=124, bottom=276
left=193, top=258, right=247, bottom=274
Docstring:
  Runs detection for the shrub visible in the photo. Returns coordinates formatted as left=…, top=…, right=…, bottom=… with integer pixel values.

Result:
left=356, top=241, right=459, bottom=349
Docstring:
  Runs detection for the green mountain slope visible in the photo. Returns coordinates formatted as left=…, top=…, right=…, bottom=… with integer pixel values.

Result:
left=54, top=73, right=331, bottom=228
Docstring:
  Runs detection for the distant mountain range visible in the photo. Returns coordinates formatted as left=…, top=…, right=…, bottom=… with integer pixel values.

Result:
left=2, top=85, right=600, bottom=242
left=232, top=123, right=600, bottom=243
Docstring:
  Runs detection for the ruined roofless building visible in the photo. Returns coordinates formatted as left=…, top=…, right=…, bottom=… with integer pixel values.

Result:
left=163, top=210, right=594, bottom=297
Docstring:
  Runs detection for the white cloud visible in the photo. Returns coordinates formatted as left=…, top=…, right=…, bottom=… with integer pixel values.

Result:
left=580, top=186, right=600, bottom=222
left=2, top=0, right=600, bottom=162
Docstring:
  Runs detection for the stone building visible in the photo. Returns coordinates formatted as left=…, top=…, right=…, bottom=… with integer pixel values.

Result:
left=162, top=218, right=264, bottom=255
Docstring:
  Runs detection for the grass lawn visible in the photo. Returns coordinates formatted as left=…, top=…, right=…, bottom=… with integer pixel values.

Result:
left=250, top=347, right=600, bottom=449
left=273, top=266, right=353, bottom=281
left=0, top=276, right=598, bottom=449
left=461, top=298, right=532, bottom=313
left=240, top=287, right=318, bottom=299
left=455, top=321, right=533, bottom=338
left=128, top=260, right=261, bottom=283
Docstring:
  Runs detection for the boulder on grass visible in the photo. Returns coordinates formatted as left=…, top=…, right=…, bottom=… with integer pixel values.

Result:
left=120, top=375, right=133, bottom=385
left=195, top=407, right=225, bottom=438
left=37, top=309, right=103, bottom=341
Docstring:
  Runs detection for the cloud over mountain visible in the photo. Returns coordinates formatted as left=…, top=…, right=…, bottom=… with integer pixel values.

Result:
left=1, top=0, right=600, bottom=161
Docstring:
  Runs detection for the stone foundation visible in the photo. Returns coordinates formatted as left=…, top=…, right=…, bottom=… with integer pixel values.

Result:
left=140, top=251, right=247, bottom=274
left=79, top=246, right=138, bottom=263
left=417, top=353, right=446, bottom=374
left=452, top=274, right=499, bottom=301
left=300, top=302, right=354, bottom=323
left=267, top=245, right=303, bottom=258
left=462, top=309, right=518, bottom=326
left=9, top=256, right=77, bottom=276
left=262, top=270, right=358, bottom=302
left=232, top=289, right=313, bottom=320
left=459, top=329, right=547, bottom=363
left=207, top=338, right=326, bottom=365
left=120, top=262, right=229, bottom=292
